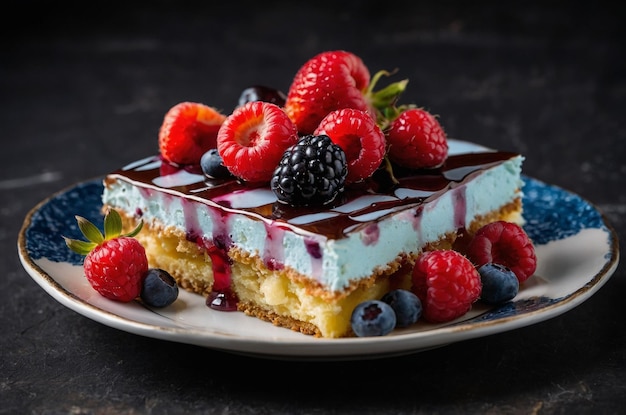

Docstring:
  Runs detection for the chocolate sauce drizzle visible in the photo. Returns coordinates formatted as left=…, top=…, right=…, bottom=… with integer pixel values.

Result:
left=107, top=151, right=518, bottom=241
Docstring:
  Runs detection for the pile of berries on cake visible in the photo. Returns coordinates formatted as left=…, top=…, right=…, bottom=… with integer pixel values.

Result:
left=65, top=50, right=537, bottom=337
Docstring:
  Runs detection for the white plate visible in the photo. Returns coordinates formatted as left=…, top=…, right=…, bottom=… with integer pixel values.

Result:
left=17, top=141, right=620, bottom=360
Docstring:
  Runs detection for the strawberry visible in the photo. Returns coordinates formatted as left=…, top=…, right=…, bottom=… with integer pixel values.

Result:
left=411, top=250, right=482, bottom=323
left=284, top=50, right=409, bottom=135
left=217, top=101, right=299, bottom=183
left=64, top=209, right=148, bottom=302
left=385, top=108, right=449, bottom=169
left=466, top=221, right=537, bottom=283
left=314, top=108, right=386, bottom=184
left=159, top=101, right=228, bottom=165
left=284, top=50, right=371, bottom=135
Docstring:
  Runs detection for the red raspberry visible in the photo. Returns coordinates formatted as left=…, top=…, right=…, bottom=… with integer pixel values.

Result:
left=84, top=237, right=148, bottom=302
left=385, top=108, right=448, bottom=169
left=217, top=101, right=299, bottom=183
left=411, top=250, right=482, bottom=323
left=466, top=221, right=537, bottom=283
left=64, top=210, right=148, bottom=302
left=314, top=108, right=385, bottom=183
left=159, top=102, right=228, bottom=165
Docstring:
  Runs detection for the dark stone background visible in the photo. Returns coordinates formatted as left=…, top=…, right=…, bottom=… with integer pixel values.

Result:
left=2, top=1, right=624, bottom=414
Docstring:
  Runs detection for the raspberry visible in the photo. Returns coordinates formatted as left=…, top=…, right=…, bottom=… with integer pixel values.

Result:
left=411, top=250, right=482, bottom=323
left=84, top=237, right=148, bottom=302
left=271, top=134, right=347, bottom=206
left=314, top=108, right=386, bottom=183
left=217, top=101, right=299, bottom=183
left=64, top=209, right=148, bottom=302
left=158, top=102, right=227, bottom=165
left=466, top=221, right=537, bottom=283
left=385, top=108, right=448, bottom=169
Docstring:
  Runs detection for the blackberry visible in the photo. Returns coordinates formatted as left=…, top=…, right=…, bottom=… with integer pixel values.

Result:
left=271, top=134, right=347, bottom=206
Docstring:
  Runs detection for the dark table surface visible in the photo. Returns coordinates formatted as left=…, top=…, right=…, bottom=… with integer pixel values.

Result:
left=3, top=2, right=625, bottom=414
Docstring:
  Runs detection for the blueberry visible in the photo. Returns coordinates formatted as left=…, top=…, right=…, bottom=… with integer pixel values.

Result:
left=141, top=268, right=179, bottom=308
left=478, top=263, right=519, bottom=305
left=200, top=149, right=231, bottom=179
left=238, top=85, right=287, bottom=107
left=350, top=300, right=396, bottom=337
left=381, top=289, right=422, bottom=327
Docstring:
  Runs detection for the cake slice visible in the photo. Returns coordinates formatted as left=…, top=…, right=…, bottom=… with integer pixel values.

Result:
left=102, top=143, right=523, bottom=338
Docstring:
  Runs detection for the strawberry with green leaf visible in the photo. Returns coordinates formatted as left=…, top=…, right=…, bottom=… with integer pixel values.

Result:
left=64, top=209, right=148, bottom=302
left=284, top=50, right=409, bottom=135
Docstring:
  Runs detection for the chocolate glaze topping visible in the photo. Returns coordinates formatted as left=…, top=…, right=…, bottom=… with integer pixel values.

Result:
left=105, top=151, right=519, bottom=240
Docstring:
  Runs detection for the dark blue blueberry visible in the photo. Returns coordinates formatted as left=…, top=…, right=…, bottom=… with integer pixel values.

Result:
left=381, top=289, right=422, bottom=327
left=350, top=300, right=396, bottom=337
left=478, top=263, right=520, bottom=305
left=141, top=268, right=179, bottom=308
left=200, top=149, right=232, bottom=179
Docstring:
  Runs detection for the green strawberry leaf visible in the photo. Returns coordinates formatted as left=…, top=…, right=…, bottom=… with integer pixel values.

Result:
left=103, top=209, right=123, bottom=240
left=76, top=215, right=104, bottom=244
left=365, top=69, right=413, bottom=130
left=366, top=70, right=408, bottom=111
left=63, top=236, right=97, bottom=256
left=123, top=219, right=144, bottom=238
left=63, top=209, right=144, bottom=257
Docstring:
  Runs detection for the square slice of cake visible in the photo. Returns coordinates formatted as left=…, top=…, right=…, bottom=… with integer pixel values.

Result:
left=102, top=142, right=524, bottom=338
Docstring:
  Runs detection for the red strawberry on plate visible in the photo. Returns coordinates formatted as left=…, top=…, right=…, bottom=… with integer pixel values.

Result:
left=314, top=108, right=386, bottom=183
left=63, top=209, right=148, bottom=302
left=217, top=101, right=299, bottom=183
left=385, top=108, right=449, bottom=169
left=159, top=101, right=228, bottom=165
left=466, top=220, right=537, bottom=283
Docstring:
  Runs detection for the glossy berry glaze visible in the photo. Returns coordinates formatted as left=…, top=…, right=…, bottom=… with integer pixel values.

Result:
left=104, top=150, right=520, bottom=310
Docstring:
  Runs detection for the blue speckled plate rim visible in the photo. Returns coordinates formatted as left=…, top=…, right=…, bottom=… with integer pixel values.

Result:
left=17, top=175, right=621, bottom=360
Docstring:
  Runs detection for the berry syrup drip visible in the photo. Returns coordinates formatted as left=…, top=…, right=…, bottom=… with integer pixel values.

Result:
left=304, top=239, right=323, bottom=277
left=362, top=223, right=380, bottom=246
left=203, top=239, right=238, bottom=311
left=263, top=222, right=286, bottom=270
left=453, top=185, right=467, bottom=229
left=204, top=243, right=238, bottom=312
left=206, top=289, right=238, bottom=311
left=182, top=197, right=238, bottom=311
